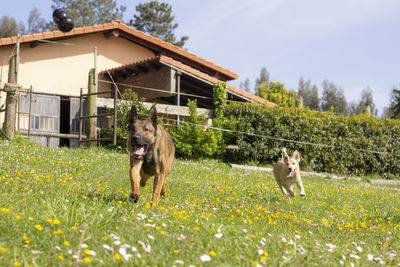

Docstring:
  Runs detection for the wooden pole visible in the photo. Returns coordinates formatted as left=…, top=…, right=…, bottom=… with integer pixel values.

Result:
left=113, top=85, right=117, bottom=146
left=2, top=55, right=18, bottom=139
left=175, top=71, right=181, bottom=125
left=86, top=68, right=97, bottom=146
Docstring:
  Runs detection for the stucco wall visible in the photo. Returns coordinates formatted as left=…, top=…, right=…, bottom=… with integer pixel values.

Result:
left=0, top=33, right=155, bottom=96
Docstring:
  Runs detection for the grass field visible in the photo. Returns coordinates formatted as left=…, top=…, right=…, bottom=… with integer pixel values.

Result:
left=0, top=138, right=399, bottom=266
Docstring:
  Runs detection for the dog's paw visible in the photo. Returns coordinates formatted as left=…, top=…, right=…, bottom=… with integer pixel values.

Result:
left=130, top=193, right=140, bottom=203
left=300, top=193, right=306, bottom=197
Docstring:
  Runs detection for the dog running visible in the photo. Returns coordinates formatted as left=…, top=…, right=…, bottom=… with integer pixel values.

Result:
left=127, top=105, right=175, bottom=206
left=273, top=148, right=306, bottom=197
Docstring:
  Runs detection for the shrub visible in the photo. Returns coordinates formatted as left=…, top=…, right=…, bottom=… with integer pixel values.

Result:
left=223, top=102, right=400, bottom=178
left=169, top=99, right=224, bottom=158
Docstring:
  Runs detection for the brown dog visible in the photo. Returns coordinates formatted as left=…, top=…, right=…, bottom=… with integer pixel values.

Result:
left=128, top=105, right=175, bottom=206
left=273, top=148, right=305, bottom=197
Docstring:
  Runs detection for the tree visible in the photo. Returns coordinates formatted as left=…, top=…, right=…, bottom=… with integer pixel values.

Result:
left=297, top=77, right=320, bottom=110
left=320, top=79, right=347, bottom=114
left=309, top=84, right=320, bottom=110
left=387, top=86, right=400, bottom=119
left=129, top=1, right=188, bottom=48
left=51, top=0, right=126, bottom=27
left=27, top=7, right=48, bottom=34
left=239, top=78, right=251, bottom=93
left=0, top=16, right=25, bottom=37
left=254, top=67, right=269, bottom=92
left=256, top=80, right=297, bottom=107
left=357, top=87, right=377, bottom=116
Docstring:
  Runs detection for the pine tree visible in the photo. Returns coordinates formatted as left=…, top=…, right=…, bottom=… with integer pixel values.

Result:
left=129, top=1, right=188, bottom=48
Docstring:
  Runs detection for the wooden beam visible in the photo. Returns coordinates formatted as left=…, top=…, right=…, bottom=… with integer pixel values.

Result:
left=97, top=98, right=213, bottom=118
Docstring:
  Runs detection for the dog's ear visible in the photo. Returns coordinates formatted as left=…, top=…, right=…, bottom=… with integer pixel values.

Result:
left=128, top=105, right=138, bottom=129
left=293, top=150, right=300, bottom=162
left=147, top=105, right=158, bottom=128
left=282, top=148, right=289, bottom=162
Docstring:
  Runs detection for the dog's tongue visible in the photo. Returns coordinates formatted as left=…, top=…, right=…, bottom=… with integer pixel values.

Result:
left=287, top=171, right=294, bottom=178
left=131, top=146, right=145, bottom=157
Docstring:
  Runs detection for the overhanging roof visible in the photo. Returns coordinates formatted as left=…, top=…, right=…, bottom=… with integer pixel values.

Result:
left=101, top=55, right=276, bottom=106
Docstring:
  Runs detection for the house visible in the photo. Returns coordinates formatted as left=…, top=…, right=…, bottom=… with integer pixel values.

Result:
left=0, top=20, right=275, bottom=147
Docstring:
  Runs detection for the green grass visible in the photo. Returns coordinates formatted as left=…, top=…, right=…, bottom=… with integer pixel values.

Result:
left=0, top=138, right=399, bottom=266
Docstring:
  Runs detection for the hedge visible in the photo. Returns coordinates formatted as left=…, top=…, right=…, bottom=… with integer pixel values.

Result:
left=223, top=102, right=400, bottom=178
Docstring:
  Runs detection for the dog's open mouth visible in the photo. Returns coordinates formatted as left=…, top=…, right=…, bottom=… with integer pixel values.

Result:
left=130, top=144, right=148, bottom=159
left=287, top=171, right=294, bottom=178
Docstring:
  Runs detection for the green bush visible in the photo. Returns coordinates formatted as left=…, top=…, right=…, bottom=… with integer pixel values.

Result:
left=223, top=102, right=400, bottom=178
left=169, top=99, right=224, bottom=158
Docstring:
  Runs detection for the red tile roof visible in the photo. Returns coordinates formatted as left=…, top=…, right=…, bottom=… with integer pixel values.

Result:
left=101, top=55, right=276, bottom=106
left=0, top=20, right=238, bottom=81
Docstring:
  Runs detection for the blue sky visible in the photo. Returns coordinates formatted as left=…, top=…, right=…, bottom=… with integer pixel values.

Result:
left=3, top=0, right=400, bottom=116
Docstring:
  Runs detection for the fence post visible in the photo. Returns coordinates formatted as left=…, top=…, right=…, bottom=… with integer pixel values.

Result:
left=86, top=68, right=97, bottom=146
left=2, top=55, right=18, bottom=139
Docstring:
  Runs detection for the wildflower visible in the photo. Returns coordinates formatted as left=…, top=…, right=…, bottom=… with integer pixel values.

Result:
left=215, top=233, right=223, bottom=238
left=58, top=255, right=64, bottom=260
left=13, top=261, right=21, bottom=266
left=15, top=215, right=21, bottom=220
left=53, top=219, right=61, bottom=225
left=210, top=251, right=217, bottom=257
left=28, top=217, right=34, bottom=221
left=326, top=243, right=337, bottom=252
left=367, top=254, right=374, bottom=261
left=1, top=208, right=10, bottom=214
left=72, top=226, right=78, bottom=231
left=34, top=224, right=43, bottom=231
left=175, top=260, right=184, bottom=265
left=84, top=257, right=92, bottom=263
left=0, top=247, right=9, bottom=253
left=200, top=254, right=211, bottom=262
left=114, top=253, right=121, bottom=261
left=103, top=244, right=113, bottom=252
left=64, top=241, right=70, bottom=246
left=53, top=230, right=63, bottom=235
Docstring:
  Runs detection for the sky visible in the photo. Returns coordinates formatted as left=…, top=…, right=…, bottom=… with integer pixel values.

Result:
left=2, top=0, right=400, bottom=116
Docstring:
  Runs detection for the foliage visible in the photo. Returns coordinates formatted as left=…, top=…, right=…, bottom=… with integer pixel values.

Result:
left=256, top=81, right=297, bottom=107
left=0, top=16, right=25, bottom=37
left=212, top=82, right=228, bottom=118
left=320, top=79, right=347, bottom=113
left=388, top=86, right=400, bottom=119
left=129, top=0, right=188, bottom=48
left=51, top=0, right=126, bottom=27
left=27, top=7, right=48, bottom=34
left=104, top=89, right=147, bottom=152
left=0, top=139, right=399, bottom=266
left=297, top=77, right=320, bottom=110
left=223, top=102, right=400, bottom=178
left=169, top=99, right=223, bottom=158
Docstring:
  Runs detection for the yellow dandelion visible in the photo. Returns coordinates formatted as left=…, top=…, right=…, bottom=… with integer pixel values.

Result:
left=160, top=230, right=165, bottom=235
left=34, top=224, right=43, bottom=231
left=210, top=251, right=217, bottom=257
left=63, top=241, right=70, bottom=246
left=72, top=226, right=78, bottom=231
left=53, top=219, right=61, bottom=225
left=114, top=253, right=121, bottom=260
left=84, top=257, right=92, bottom=263
left=0, top=247, right=9, bottom=253
left=15, top=215, right=22, bottom=220
left=13, top=261, right=21, bottom=266
left=58, top=255, right=64, bottom=260
left=28, top=217, right=34, bottom=221
left=1, top=208, right=10, bottom=214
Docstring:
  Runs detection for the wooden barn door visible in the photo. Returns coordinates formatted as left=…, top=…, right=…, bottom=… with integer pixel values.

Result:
left=19, top=93, right=60, bottom=147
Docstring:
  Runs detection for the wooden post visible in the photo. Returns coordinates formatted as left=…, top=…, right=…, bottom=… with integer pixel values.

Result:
left=175, top=71, right=181, bottom=125
left=2, top=55, right=18, bottom=139
left=86, top=68, right=97, bottom=146
left=113, top=85, right=117, bottom=146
